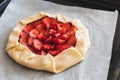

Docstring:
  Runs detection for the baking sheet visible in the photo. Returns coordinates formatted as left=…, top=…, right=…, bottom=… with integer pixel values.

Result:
left=0, top=0, right=118, bottom=80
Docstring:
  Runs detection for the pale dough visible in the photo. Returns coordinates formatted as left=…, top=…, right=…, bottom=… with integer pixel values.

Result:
left=6, top=12, right=90, bottom=73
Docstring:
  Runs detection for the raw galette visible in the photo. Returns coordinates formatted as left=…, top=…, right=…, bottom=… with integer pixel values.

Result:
left=6, top=12, right=90, bottom=73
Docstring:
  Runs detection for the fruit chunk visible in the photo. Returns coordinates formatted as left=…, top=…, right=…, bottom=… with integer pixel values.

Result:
left=49, top=29, right=56, bottom=35
left=42, top=16, right=51, bottom=29
left=20, top=31, right=28, bottom=38
left=48, top=50, right=60, bottom=56
left=33, top=39, right=42, bottom=50
left=28, top=37, right=34, bottom=46
left=53, top=33, right=61, bottom=38
left=57, top=23, right=66, bottom=34
left=36, top=24, right=43, bottom=32
left=33, top=20, right=41, bottom=27
left=29, top=29, right=39, bottom=38
left=41, top=51, right=47, bottom=55
left=42, top=44, right=54, bottom=50
left=37, top=33, right=47, bottom=41
left=67, top=35, right=76, bottom=46
left=62, top=22, right=71, bottom=31
left=67, top=26, right=76, bottom=36
left=44, top=36, right=52, bottom=43
left=52, top=38, right=65, bottom=45
left=59, top=33, right=69, bottom=40
left=56, top=45, right=65, bottom=51
left=24, top=25, right=33, bottom=32
left=19, top=37, right=27, bottom=45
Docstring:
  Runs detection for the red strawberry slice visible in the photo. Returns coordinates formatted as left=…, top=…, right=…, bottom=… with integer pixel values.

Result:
left=64, top=44, right=71, bottom=49
left=20, top=31, right=28, bottom=38
left=37, top=33, right=47, bottom=41
left=56, top=45, right=65, bottom=51
left=42, top=44, right=54, bottom=50
left=24, top=25, right=33, bottom=32
left=62, top=22, right=71, bottom=31
left=29, top=29, right=39, bottom=38
left=49, top=29, right=56, bottom=35
left=28, top=22, right=36, bottom=29
left=41, top=51, right=47, bottom=55
left=33, top=39, right=42, bottom=50
left=28, top=37, right=34, bottom=46
left=36, top=24, right=43, bottom=32
left=19, top=37, right=27, bottom=45
left=50, top=18, right=57, bottom=29
left=52, top=38, right=65, bottom=45
left=57, top=27, right=66, bottom=34
left=53, top=33, right=61, bottom=38
left=67, top=26, right=76, bottom=36
left=56, top=23, right=66, bottom=34
left=33, top=20, right=41, bottom=27
left=48, top=50, right=60, bottom=56
left=42, top=17, right=51, bottom=30
left=50, top=24, right=57, bottom=30
left=59, top=33, right=69, bottom=40
left=35, top=51, right=41, bottom=55
left=67, top=35, right=76, bottom=46
left=44, top=30, right=50, bottom=37
left=44, top=36, right=52, bottom=43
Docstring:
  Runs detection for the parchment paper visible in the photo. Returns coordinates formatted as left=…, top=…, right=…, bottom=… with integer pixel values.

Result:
left=0, top=0, right=118, bottom=80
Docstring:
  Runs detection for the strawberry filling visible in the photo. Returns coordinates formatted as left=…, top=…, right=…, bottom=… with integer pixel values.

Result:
left=19, top=16, right=77, bottom=56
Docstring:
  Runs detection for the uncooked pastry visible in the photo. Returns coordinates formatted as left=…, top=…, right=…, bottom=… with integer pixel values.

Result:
left=6, top=12, right=90, bottom=73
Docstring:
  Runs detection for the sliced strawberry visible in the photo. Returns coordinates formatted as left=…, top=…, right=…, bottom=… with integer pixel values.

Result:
left=33, top=39, right=42, bottom=50
left=62, top=22, right=71, bottom=31
left=67, top=35, right=76, bottom=46
left=42, top=44, right=54, bottom=50
left=53, top=33, right=61, bottom=38
left=42, top=16, right=51, bottom=30
left=29, top=29, right=39, bottom=38
left=37, top=33, right=47, bottom=41
left=41, top=51, right=47, bottom=55
left=64, top=44, right=71, bottom=49
left=67, top=26, right=76, bottom=36
left=44, top=30, right=50, bottom=37
left=49, top=29, right=56, bottom=35
left=20, top=31, right=28, bottom=38
left=44, top=36, right=52, bottom=43
left=35, top=51, right=41, bottom=55
left=59, top=33, right=69, bottom=40
left=48, top=50, right=60, bottom=56
left=50, top=24, right=57, bottom=30
left=52, top=38, right=65, bottom=45
left=24, top=25, right=33, bottom=32
left=19, top=37, right=27, bottom=45
left=36, top=24, right=43, bottom=32
left=58, top=27, right=66, bottom=34
left=28, top=37, right=34, bottom=46
left=50, top=18, right=57, bottom=29
left=56, top=45, right=65, bottom=51
left=28, top=23, right=35, bottom=28
left=33, top=20, right=41, bottom=27
left=56, top=22, right=66, bottom=34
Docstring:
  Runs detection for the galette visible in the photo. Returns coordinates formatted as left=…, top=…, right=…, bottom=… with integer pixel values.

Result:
left=6, top=12, right=90, bottom=73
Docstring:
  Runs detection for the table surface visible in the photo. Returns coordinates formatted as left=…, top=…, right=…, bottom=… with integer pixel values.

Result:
left=0, top=0, right=120, bottom=80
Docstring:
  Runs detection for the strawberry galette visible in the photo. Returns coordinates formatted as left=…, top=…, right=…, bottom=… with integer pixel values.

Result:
left=6, top=12, right=90, bottom=73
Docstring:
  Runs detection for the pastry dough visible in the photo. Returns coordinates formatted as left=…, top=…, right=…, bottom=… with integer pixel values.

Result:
left=6, top=12, right=90, bottom=73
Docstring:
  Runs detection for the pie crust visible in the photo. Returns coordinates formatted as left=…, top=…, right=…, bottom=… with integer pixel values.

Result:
left=6, top=12, right=90, bottom=73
